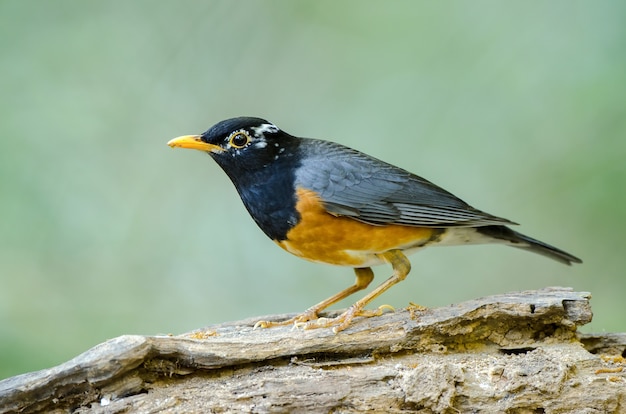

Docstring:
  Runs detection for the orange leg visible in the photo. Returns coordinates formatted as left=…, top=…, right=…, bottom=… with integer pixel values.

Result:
left=255, top=250, right=412, bottom=333
left=305, top=249, right=411, bottom=333
left=254, top=267, right=374, bottom=329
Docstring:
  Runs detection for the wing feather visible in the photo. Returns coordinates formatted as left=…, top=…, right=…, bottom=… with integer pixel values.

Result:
left=295, top=139, right=514, bottom=228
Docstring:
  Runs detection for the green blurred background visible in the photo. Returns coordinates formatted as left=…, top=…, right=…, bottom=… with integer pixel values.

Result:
left=1, top=1, right=624, bottom=380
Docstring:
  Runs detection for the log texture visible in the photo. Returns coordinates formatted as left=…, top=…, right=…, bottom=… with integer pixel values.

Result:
left=1, top=287, right=624, bottom=413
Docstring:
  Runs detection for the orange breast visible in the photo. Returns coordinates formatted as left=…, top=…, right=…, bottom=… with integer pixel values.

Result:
left=276, top=188, right=437, bottom=267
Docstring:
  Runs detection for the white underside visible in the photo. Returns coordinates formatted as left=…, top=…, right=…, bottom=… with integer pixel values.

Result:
left=342, top=227, right=510, bottom=268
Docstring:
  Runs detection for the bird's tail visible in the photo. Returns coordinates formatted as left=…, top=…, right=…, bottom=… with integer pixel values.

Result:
left=476, top=225, right=582, bottom=266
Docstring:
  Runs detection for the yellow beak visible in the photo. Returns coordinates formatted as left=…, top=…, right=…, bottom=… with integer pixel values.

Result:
left=167, top=135, right=223, bottom=153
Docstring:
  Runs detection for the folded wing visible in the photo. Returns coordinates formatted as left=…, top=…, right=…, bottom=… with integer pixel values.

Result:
left=295, top=139, right=514, bottom=228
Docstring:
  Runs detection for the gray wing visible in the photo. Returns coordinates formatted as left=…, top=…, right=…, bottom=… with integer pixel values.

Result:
left=295, top=139, right=515, bottom=228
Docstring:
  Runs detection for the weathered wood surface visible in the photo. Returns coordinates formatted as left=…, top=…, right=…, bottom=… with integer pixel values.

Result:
left=1, top=287, right=624, bottom=413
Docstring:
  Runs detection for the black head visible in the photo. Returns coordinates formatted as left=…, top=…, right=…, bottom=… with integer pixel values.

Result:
left=168, top=117, right=298, bottom=175
left=168, top=117, right=303, bottom=240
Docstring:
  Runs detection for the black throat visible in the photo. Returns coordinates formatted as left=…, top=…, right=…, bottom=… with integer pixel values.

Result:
left=211, top=144, right=302, bottom=241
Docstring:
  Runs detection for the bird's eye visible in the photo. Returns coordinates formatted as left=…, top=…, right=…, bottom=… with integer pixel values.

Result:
left=229, top=131, right=251, bottom=149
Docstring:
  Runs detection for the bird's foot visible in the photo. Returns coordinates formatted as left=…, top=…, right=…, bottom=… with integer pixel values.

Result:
left=295, top=304, right=395, bottom=333
left=253, top=307, right=320, bottom=330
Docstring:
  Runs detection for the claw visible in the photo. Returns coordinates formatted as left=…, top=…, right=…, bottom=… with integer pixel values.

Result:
left=254, top=307, right=321, bottom=330
left=356, top=304, right=395, bottom=317
left=379, top=304, right=395, bottom=313
left=253, top=320, right=270, bottom=330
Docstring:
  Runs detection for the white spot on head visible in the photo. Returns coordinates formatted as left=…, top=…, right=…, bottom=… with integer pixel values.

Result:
left=252, top=123, right=279, bottom=135
left=254, top=141, right=267, bottom=149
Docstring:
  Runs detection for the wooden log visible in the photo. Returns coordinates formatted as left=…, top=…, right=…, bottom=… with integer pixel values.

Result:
left=1, top=287, right=624, bottom=413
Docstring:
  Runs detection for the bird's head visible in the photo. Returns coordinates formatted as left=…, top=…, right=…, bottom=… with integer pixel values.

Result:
left=168, top=117, right=296, bottom=174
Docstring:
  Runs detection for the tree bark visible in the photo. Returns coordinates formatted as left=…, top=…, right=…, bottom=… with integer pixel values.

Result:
left=1, top=287, right=624, bottom=413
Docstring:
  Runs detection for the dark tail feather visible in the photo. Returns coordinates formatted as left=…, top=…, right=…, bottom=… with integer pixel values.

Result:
left=477, top=225, right=583, bottom=266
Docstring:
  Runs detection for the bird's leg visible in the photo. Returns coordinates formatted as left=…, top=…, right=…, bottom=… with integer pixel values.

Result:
left=301, top=249, right=411, bottom=333
left=254, top=267, right=374, bottom=329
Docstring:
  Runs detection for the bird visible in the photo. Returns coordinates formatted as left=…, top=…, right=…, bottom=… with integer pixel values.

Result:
left=167, top=117, right=582, bottom=333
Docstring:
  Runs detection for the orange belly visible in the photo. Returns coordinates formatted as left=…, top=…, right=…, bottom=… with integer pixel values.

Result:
left=276, top=188, right=438, bottom=267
